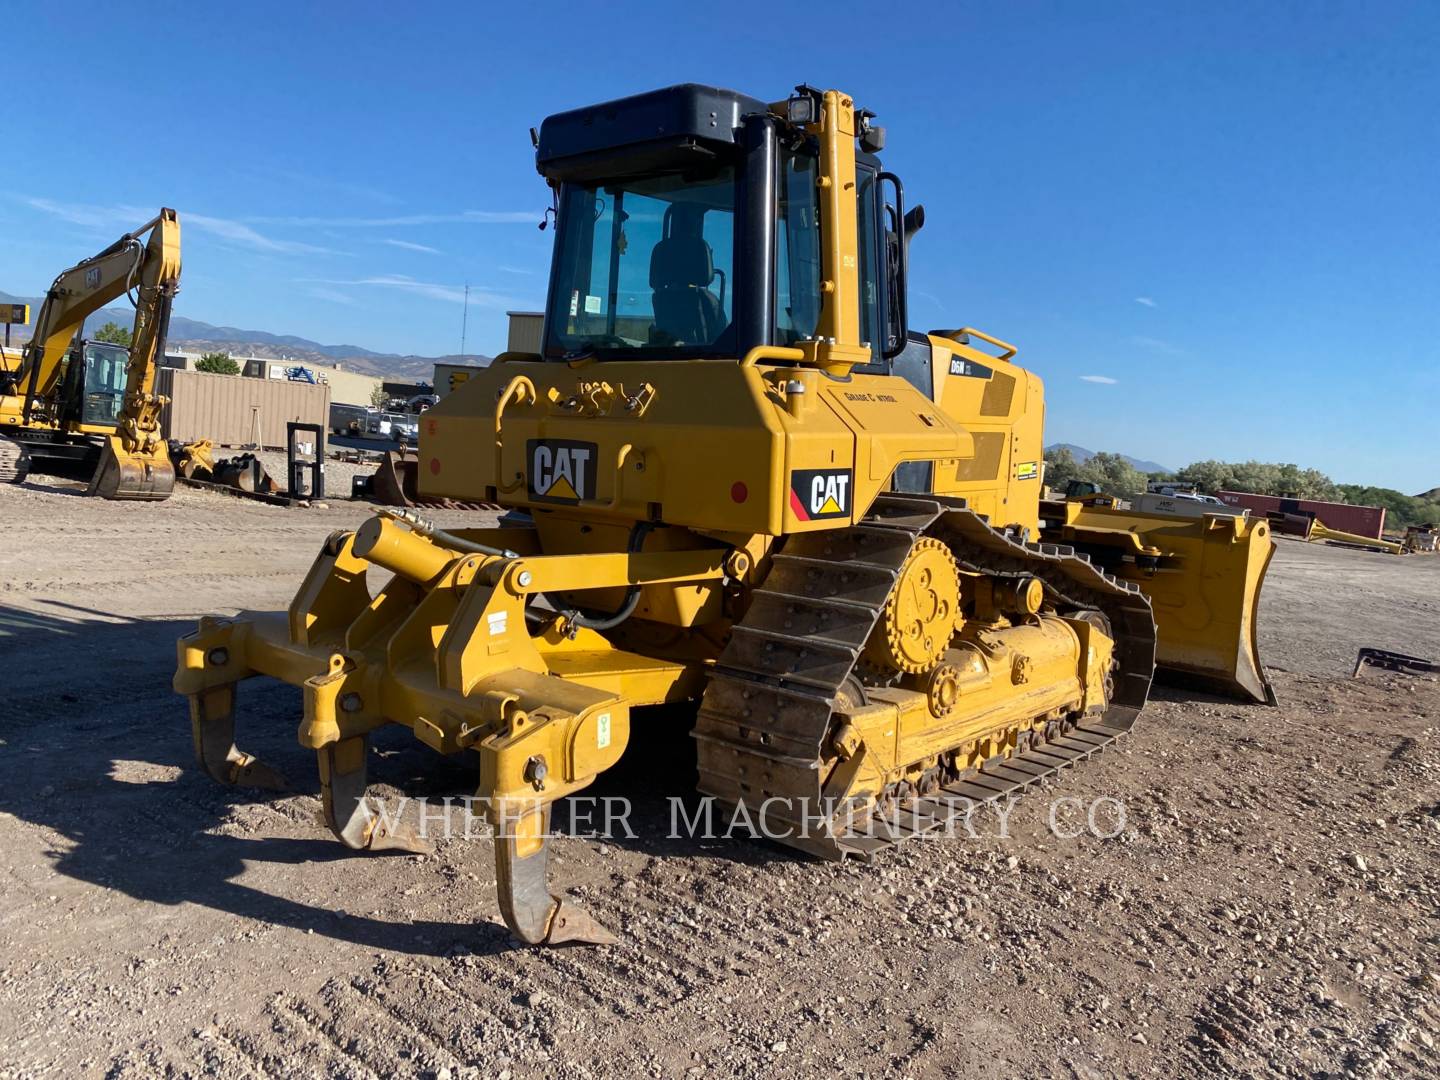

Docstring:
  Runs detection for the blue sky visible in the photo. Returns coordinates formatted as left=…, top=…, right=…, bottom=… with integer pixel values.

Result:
left=5, top=3, right=1437, bottom=491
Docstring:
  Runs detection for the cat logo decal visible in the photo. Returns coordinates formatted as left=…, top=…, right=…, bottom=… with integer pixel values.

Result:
left=527, top=439, right=598, bottom=503
left=789, top=468, right=853, bottom=521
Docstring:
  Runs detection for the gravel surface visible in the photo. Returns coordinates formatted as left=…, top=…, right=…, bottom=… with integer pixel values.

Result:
left=1, top=485, right=1437, bottom=1079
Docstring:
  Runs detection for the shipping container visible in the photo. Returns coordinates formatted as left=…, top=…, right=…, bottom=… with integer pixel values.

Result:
left=1215, top=490, right=1386, bottom=539
left=156, top=368, right=330, bottom=448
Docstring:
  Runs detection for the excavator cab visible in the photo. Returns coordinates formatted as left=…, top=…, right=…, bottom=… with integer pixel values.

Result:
left=58, top=341, right=130, bottom=426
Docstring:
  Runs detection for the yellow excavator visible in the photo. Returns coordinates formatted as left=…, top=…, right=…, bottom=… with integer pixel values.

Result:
left=176, top=85, right=1264, bottom=946
left=0, top=209, right=181, bottom=498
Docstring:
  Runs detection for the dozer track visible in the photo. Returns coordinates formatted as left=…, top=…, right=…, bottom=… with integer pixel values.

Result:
left=694, top=492, right=1155, bottom=859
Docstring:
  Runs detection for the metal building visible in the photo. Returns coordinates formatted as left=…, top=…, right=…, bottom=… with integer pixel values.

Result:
left=506, top=310, right=544, bottom=354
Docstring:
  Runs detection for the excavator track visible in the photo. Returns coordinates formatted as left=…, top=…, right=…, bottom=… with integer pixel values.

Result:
left=0, top=436, right=29, bottom=484
left=693, top=492, right=1156, bottom=860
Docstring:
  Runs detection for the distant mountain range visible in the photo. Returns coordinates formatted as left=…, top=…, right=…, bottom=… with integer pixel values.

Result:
left=0, top=290, right=488, bottom=379
left=1046, top=443, right=1172, bottom=476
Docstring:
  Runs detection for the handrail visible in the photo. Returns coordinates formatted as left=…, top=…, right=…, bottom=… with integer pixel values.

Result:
left=493, top=375, right=535, bottom=493
left=932, top=326, right=1017, bottom=362
left=739, top=345, right=806, bottom=368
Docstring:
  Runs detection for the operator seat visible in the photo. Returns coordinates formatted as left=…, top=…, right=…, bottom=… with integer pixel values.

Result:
left=650, top=223, right=724, bottom=346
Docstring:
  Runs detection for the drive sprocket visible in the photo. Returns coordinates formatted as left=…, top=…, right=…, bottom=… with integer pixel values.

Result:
left=861, top=535, right=960, bottom=676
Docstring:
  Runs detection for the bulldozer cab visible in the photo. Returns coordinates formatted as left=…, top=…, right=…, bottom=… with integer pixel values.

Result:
left=536, top=84, right=904, bottom=369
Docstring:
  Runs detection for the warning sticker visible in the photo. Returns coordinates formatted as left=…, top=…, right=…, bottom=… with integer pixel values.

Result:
left=1016, top=461, right=1039, bottom=481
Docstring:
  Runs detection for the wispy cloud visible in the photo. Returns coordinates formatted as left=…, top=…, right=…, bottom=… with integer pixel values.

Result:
left=497, top=264, right=536, bottom=275
left=1080, top=374, right=1119, bottom=384
left=1134, top=296, right=1157, bottom=308
left=304, top=274, right=520, bottom=307
left=1130, top=335, right=1184, bottom=356
left=18, top=196, right=336, bottom=255
left=248, top=210, right=539, bottom=228
left=21, top=196, right=130, bottom=229
left=185, top=212, right=335, bottom=255
left=381, top=238, right=442, bottom=255
left=306, top=286, right=358, bottom=306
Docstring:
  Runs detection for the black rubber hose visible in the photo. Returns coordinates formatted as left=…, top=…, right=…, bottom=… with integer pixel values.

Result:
left=554, top=520, right=656, bottom=632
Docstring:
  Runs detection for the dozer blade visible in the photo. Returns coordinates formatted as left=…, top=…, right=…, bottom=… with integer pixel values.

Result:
left=1041, top=500, right=1277, bottom=705
left=89, top=435, right=176, bottom=501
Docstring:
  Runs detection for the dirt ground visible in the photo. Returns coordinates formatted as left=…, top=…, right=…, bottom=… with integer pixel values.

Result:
left=1, top=483, right=1437, bottom=1079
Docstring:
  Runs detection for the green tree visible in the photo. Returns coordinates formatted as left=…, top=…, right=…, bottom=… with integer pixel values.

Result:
left=370, top=384, right=389, bottom=408
left=1042, top=446, right=1084, bottom=491
left=1084, top=452, right=1146, bottom=498
left=94, top=321, right=132, bottom=347
left=1042, top=447, right=1146, bottom=497
left=1175, top=459, right=1237, bottom=494
left=196, top=352, right=240, bottom=375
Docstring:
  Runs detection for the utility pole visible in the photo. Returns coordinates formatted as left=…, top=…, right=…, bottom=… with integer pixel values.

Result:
left=460, top=282, right=470, bottom=359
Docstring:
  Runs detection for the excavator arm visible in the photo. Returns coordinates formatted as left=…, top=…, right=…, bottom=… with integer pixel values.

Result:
left=89, top=210, right=182, bottom=499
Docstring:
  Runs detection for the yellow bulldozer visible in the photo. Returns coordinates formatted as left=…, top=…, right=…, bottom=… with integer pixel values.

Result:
left=176, top=84, right=1268, bottom=945
left=1, top=209, right=181, bottom=498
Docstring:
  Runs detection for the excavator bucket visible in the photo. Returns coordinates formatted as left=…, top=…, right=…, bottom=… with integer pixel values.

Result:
left=1041, top=500, right=1276, bottom=705
left=370, top=447, right=420, bottom=506
left=89, top=434, right=176, bottom=501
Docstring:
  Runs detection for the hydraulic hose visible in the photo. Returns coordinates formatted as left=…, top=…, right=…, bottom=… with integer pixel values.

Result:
left=552, top=520, right=656, bottom=632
